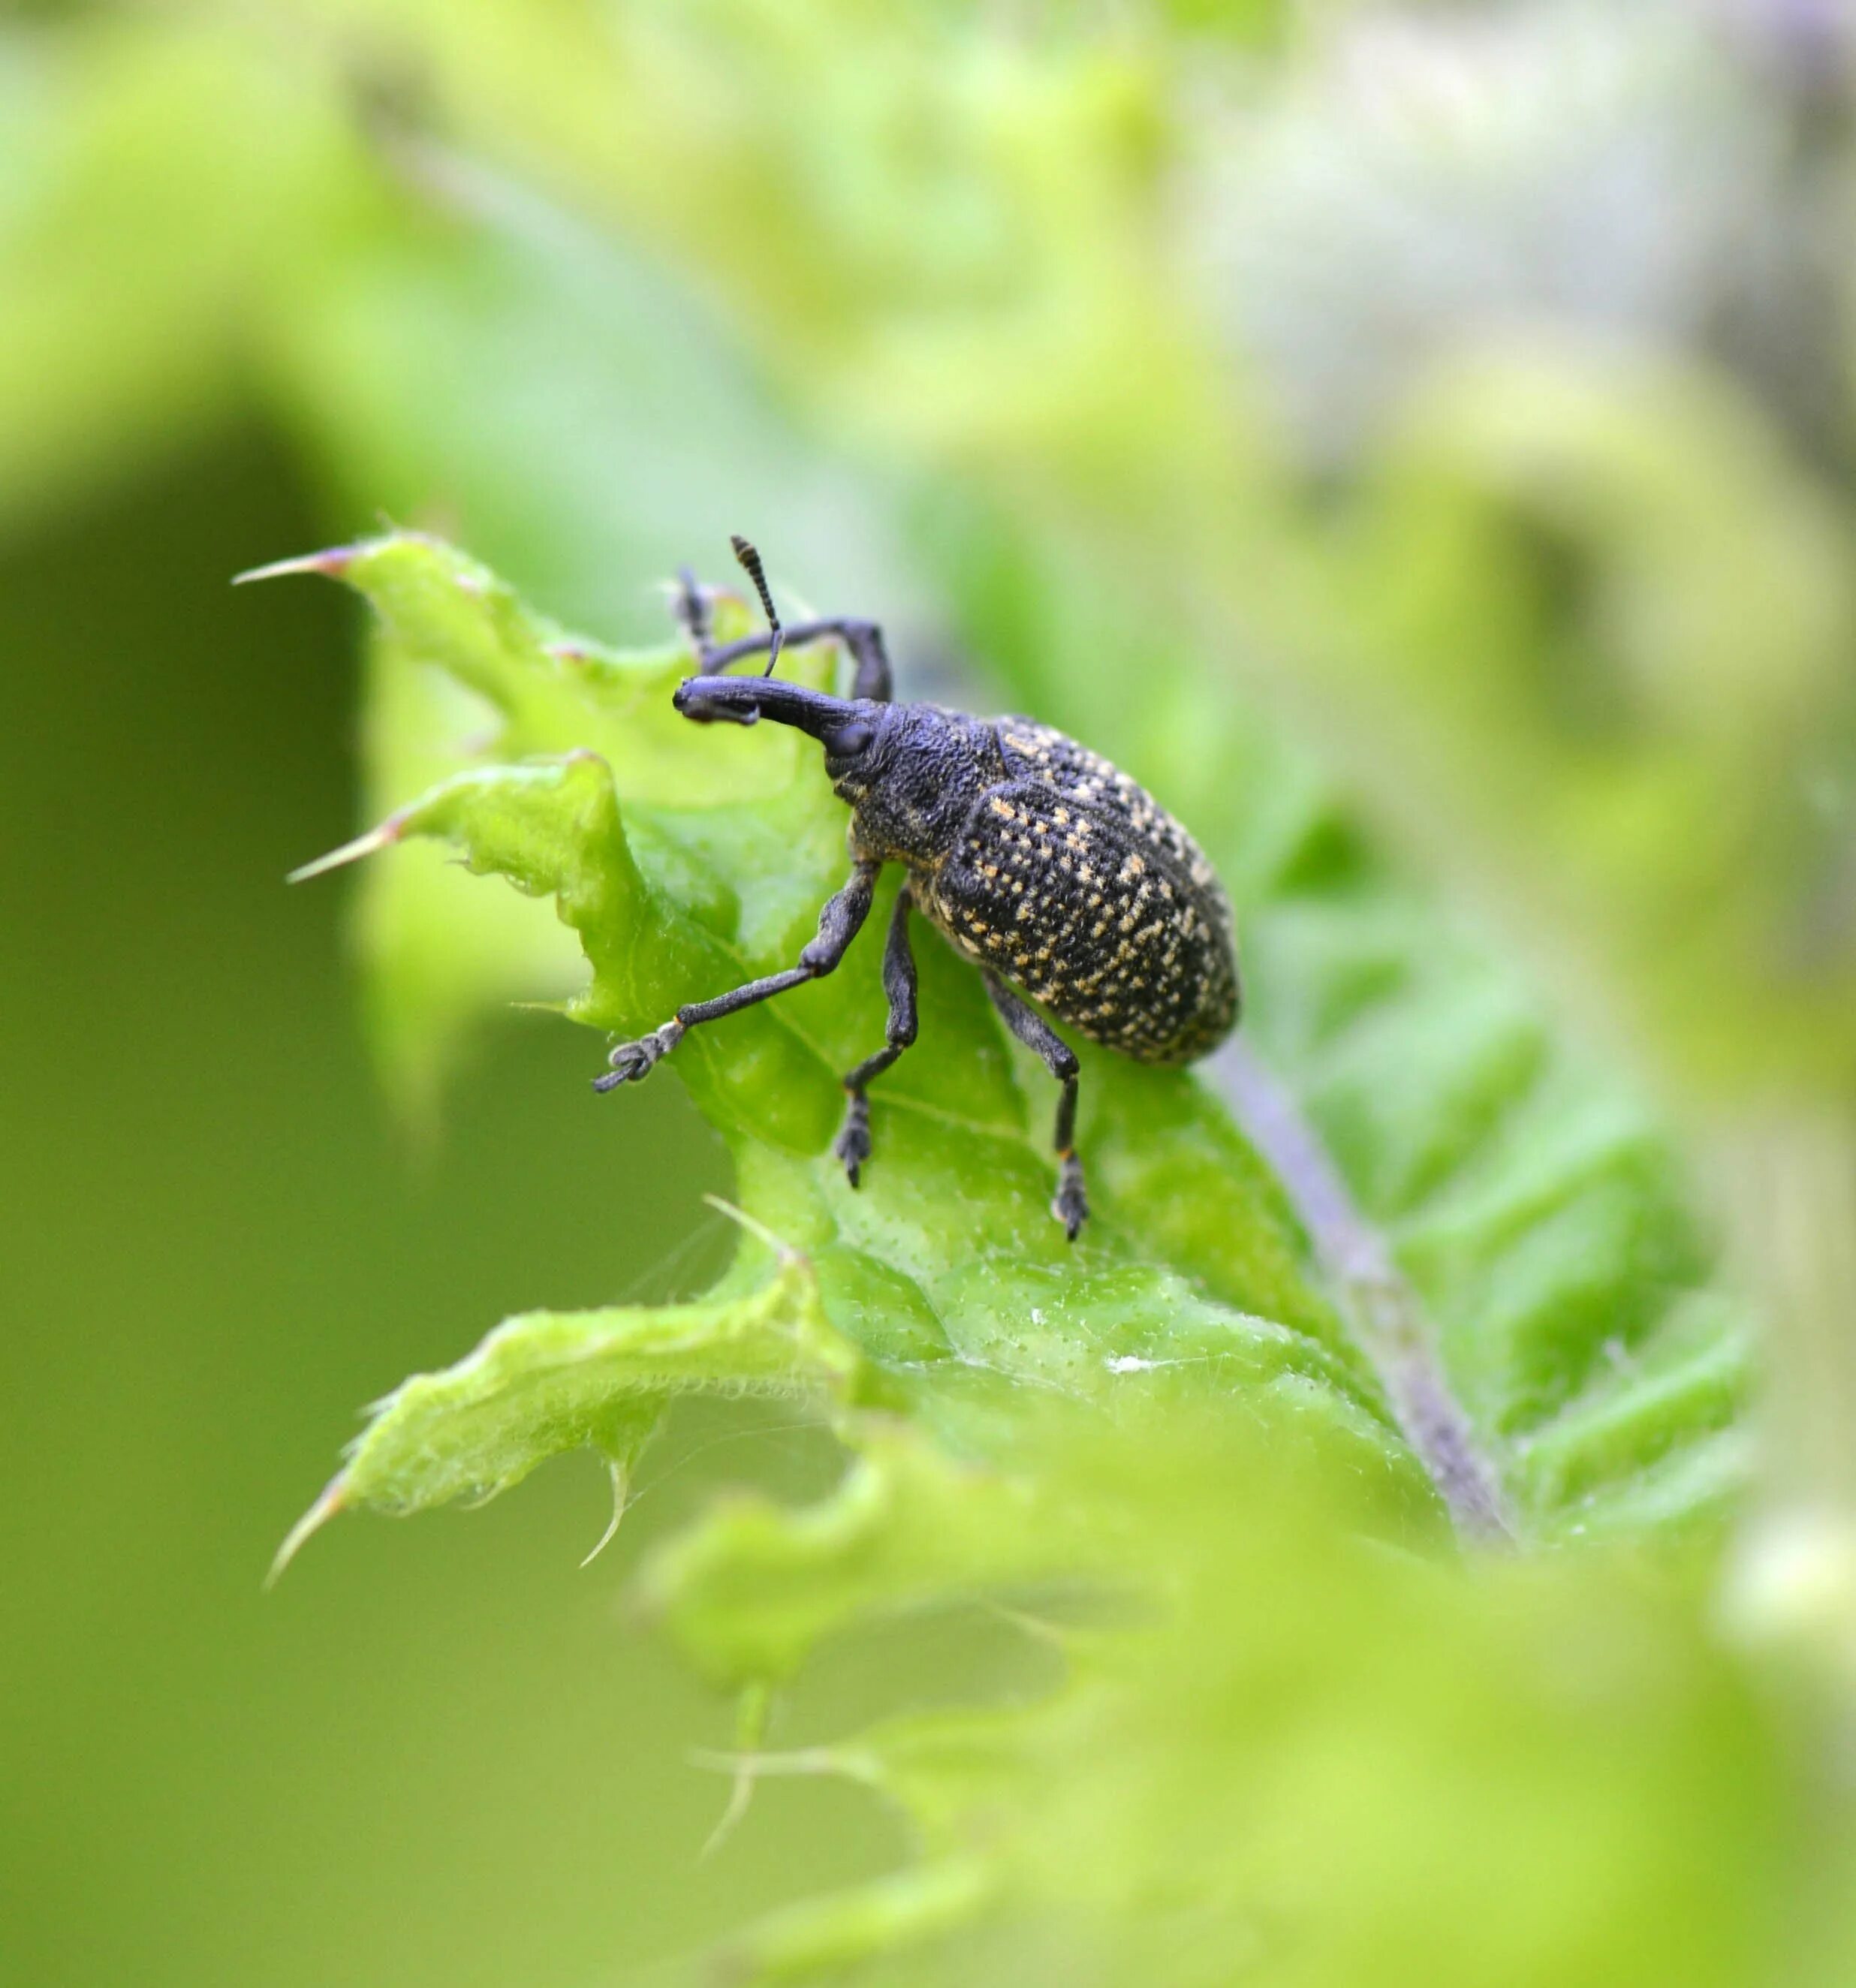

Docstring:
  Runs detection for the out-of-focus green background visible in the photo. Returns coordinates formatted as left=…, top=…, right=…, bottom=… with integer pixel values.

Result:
left=0, top=121, right=919, bottom=1988
left=0, top=17, right=1020, bottom=1978
left=8, top=4, right=1856, bottom=1983
left=0, top=429, right=920, bottom=1981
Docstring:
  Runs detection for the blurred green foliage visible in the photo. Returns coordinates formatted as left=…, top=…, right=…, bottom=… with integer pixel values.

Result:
left=283, top=529, right=1741, bottom=1561
left=8, top=3, right=1856, bottom=1986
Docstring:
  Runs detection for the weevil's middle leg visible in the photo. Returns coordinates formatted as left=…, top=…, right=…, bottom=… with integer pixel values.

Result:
left=595, top=863, right=880, bottom=1092
left=984, top=972, right=1088, bottom=1241
left=834, top=886, right=919, bottom=1187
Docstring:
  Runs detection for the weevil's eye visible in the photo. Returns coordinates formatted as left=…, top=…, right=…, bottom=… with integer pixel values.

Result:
left=823, top=721, right=875, bottom=760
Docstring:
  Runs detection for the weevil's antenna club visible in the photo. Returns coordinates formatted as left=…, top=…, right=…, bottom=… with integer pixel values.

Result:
left=729, top=534, right=784, bottom=679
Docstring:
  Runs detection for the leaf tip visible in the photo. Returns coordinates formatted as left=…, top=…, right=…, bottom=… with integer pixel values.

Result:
left=579, top=1455, right=631, bottom=1569
left=233, top=545, right=362, bottom=588
left=266, top=1475, right=345, bottom=1589
left=286, top=815, right=405, bottom=884
left=696, top=1682, right=774, bottom=1862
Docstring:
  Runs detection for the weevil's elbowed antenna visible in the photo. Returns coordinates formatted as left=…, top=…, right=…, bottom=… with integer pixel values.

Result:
left=680, top=535, right=895, bottom=703
left=729, top=535, right=783, bottom=679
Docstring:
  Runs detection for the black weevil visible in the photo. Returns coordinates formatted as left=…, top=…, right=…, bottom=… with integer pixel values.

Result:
left=595, top=538, right=1242, bottom=1239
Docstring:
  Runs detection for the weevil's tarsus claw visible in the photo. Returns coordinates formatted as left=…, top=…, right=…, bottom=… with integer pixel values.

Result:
left=593, top=1021, right=685, bottom=1092
left=1053, top=1153, right=1089, bottom=1242
left=833, top=1092, right=872, bottom=1188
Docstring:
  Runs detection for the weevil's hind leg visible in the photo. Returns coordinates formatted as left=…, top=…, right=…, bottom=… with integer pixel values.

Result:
left=982, top=973, right=1088, bottom=1241
left=595, top=863, right=879, bottom=1092
left=834, top=886, right=919, bottom=1186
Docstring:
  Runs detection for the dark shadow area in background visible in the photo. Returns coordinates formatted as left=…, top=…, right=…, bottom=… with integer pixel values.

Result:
left=0, top=426, right=902, bottom=1988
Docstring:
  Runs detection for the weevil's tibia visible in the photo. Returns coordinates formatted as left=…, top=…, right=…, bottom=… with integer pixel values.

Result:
left=595, top=863, right=880, bottom=1093
left=984, top=972, right=1089, bottom=1241
left=834, top=886, right=920, bottom=1187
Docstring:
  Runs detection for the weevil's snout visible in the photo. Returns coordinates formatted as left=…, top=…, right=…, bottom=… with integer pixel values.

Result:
left=673, top=675, right=861, bottom=742
left=673, top=676, right=755, bottom=727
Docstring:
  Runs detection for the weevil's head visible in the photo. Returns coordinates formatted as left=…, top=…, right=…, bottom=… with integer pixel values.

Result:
left=671, top=676, right=887, bottom=786
left=672, top=676, right=986, bottom=863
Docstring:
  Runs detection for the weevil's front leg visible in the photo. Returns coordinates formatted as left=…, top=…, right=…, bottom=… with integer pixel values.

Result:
left=595, top=863, right=881, bottom=1092
left=834, top=886, right=919, bottom=1186
left=683, top=616, right=894, bottom=705
left=983, top=973, right=1088, bottom=1241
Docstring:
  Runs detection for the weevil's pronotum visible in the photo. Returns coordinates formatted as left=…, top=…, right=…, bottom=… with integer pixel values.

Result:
left=596, top=538, right=1242, bottom=1239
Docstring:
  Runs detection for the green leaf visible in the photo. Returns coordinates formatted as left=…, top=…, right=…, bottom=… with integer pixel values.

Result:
left=645, top=1408, right=1782, bottom=1988
left=270, top=529, right=1433, bottom=1562
left=244, top=25, right=1794, bottom=1986
left=270, top=1239, right=865, bottom=1582
left=264, top=174, right=1749, bottom=1543
left=907, top=509, right=1755, bottom=1543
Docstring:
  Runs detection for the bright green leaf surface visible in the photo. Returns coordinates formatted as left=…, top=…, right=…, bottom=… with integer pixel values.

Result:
left=256, top=171, right=1773, bottom=1971
left=265, top=181, right=1752, bottom=1552
left=273, top=1246, right=867, bottom=1580
left=279, top=531, right=1430, bottom=1572
left=645, top=1411, right=1782, bottom=1988
left=6, top=6, right=1849, bottom=1987
left=909, top=514, right=1755, bottom=1547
